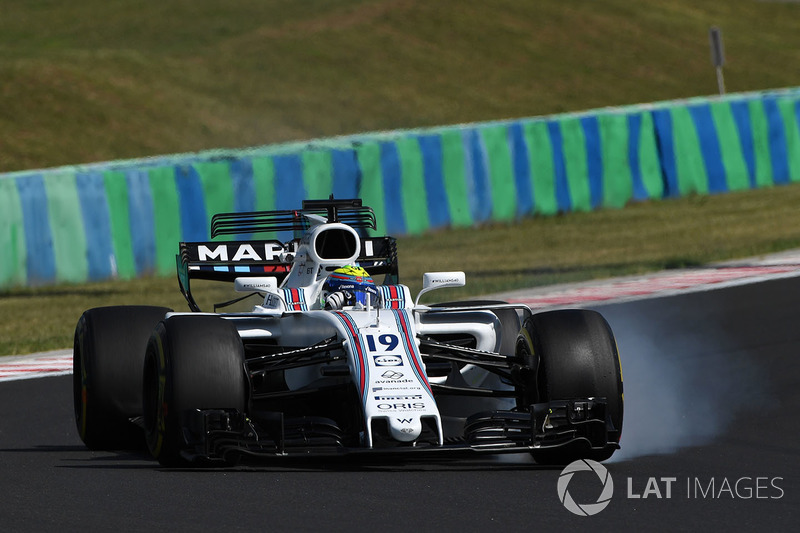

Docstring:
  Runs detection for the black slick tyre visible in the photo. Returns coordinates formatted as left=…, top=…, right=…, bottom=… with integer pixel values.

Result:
left=143, top=315, right=246, bottom=467
left=515, top=309, right=623, bottom=464
left=73, top=305, right=172, bottom=450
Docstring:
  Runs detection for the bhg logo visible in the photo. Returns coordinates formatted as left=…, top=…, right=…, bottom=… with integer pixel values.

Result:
left=557, top=459, right=614, bottom=516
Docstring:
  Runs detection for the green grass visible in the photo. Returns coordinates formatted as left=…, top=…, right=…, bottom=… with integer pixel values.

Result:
left=1, top=1, right=800, bottom=172
left=5, top=182, right=800, bottom=355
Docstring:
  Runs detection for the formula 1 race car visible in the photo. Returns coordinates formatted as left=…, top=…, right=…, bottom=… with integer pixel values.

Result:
left=73, top=198, right=623, bottom=466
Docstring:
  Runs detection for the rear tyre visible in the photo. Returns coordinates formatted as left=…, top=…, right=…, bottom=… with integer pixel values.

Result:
left=515, top=309, right=623, bottom=464
left=143, top=315, right=246, bottom=467
left=73, top=306, right=172, bottom=450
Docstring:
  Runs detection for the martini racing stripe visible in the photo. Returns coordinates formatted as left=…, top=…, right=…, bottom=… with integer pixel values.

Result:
left=190, top=264, right=290, bottom=275
left=379, top=285, right=405, bottom=309
left=282, top=288, right=309, bottom=311
left=392, top=309, right=434, bottom=400
left=333, top=312, right=368, bottom=403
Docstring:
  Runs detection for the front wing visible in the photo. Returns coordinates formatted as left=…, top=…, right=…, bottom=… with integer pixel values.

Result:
left=177, top=398, right=619, bottom=464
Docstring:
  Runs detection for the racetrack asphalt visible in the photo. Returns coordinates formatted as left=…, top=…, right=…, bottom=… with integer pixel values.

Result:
left=1, top=276, right=798, bottom=531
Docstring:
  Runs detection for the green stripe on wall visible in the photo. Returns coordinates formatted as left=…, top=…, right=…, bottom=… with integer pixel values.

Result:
left=598, top=113, right=632, bottom=208
left=439, top=130, right=472, bottom=227
left=43, top=171, right=88, bottom=283
left=479, top=125, right=516, bottom=221
left=0, top=178, right=26, bottom=286
left=710, top=101, right=750, bottom=192
left=395, top=136, right=430, bottom=235
left=638, top=112, right=664, bottom=199
left=302, top=150, right=333, bottom=200
left=251, top=156, right=277, bottom=240
left=253, top=156, right=276, bottom=212
left=148, top=166, right=182, bottom=275
left=559, top=118, right=592, bottom=211
left=777, top=98, right=800, bottom=182
left=196, top=161, right=235, bottom=241
left=748, top=100, right=774, bottom=188
left=103, top=170, right=136, bottom=279
left=522, top=120, right=558, bottom=216
left=671, top=106, right=708, bottom=195
left=355, top=142, right=386, bottom=235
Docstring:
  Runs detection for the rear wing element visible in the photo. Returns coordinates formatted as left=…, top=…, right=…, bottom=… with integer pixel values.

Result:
left=210, top=198, right=376, bottom=237
left=177, top=236, right=398, bottom=312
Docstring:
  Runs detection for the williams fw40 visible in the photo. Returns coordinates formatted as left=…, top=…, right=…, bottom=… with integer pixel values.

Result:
left=73, top=198, right=623, bottom=466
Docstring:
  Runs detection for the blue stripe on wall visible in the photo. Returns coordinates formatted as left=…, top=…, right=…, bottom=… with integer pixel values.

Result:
left=273, top=154, right=306, bottom=242
left=379, top=142, right=406, bottom=235
left=75, top=171, right=114, bottom=280
left=763, top=97, right=790, bottom=185
left=273, top=154, right=306, bottom=209
left=651, top=109, right=679, bottom=197
left=508, top=123, right=533, bottom=217
left=231, top=158, right=256, bottom=214
left=15, top=174, right=56, bottom=285
left=464, top=129, right=492, bottom=223
left=417, top=134, right=451, bottom=229
left=331, top=149, right=360, bottom=200
left=730, top=100, right=756, bottom=188
left=627, top=113, right=648, bottom=201
left=689, top=104, right=728, bottom=193
left=580, top=116, right=604, bottom=209
left=126, top=169, right=156, bottom=274
left=175, top=164, right=209, bottom=243
left=546, top=121, right=571, bottom=212
left=230, top=158, right=255, bottom=240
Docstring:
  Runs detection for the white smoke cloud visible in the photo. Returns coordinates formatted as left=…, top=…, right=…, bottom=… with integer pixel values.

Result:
left=600, top=301, right=772, bottom=462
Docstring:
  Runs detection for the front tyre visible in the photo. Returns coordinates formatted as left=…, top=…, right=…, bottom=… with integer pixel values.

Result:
left=516, top=309, right=623, bottom=464
left=73, top=306, right=172, bottom=450
left=143, top=315, right=246, bottom=467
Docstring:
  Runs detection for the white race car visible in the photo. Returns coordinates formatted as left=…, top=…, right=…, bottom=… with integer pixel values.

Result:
left=74, top=198, right=623, bottom=466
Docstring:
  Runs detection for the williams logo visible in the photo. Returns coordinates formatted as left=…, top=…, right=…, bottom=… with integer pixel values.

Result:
left=557, top=459, right=614, bottom=516
left=381, top=370, right=404, bottom=380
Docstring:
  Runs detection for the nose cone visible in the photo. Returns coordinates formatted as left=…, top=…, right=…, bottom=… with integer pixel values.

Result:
left=388, top=417, right=422, bottom=442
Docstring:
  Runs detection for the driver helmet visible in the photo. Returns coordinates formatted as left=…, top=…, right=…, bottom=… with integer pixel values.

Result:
left=322, top=265, right=379, bottom=307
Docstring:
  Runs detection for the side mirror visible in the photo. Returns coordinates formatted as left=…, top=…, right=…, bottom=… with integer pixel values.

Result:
left=234, top=277, right=278, bottom=293
left=415, top=272, right=466, bottom=306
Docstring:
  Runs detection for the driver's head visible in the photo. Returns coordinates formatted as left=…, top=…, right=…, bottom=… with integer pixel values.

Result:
left=322, top=265, right=378, bottom=307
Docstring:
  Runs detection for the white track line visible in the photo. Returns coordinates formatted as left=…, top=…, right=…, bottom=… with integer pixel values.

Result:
left=495, top=263, right=800, bottom=309
left=3, top=252, right=800, bottom=382
left=0, top=350, right=73, bottom=382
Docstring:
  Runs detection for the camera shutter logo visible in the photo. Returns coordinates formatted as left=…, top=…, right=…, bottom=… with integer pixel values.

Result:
left=557, top=459, right=614, bottom=516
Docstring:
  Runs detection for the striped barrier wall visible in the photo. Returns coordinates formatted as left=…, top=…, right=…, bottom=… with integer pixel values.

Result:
left=652, top=94, right=800, bottom=197
left=1, top=88, right=799, bottom=288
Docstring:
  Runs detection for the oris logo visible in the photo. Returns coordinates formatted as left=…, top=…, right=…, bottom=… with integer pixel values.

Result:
left=374, top=355, right=402, bottom=367
left=377, top=403, right=425, bottom=410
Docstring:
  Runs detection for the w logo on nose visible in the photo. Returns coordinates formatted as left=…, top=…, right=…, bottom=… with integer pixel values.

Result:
left=397, top=418, right=413, bottom=424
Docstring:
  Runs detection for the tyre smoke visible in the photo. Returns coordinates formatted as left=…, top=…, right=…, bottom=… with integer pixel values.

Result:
left=598, top=298, right=772, bottom=462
